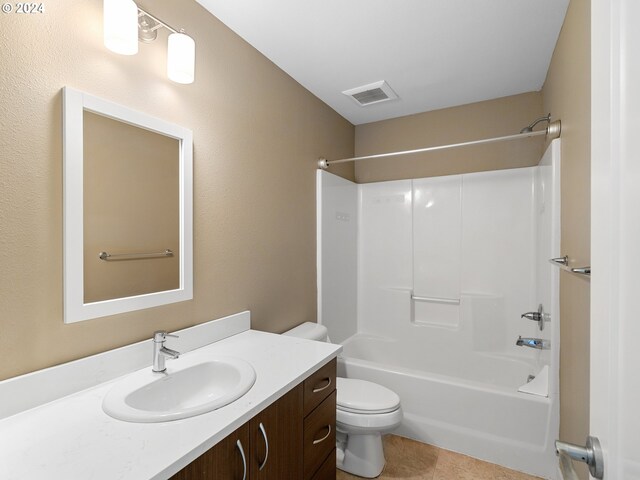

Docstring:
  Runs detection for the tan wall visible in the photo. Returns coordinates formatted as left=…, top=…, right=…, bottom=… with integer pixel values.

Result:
left=83, top=112, right=180, bottom=303
left=0, top=0, right=354, bottom=381
left=541, top=0, right=591, bottom=476
left=354, top=92, right=543, bottom=183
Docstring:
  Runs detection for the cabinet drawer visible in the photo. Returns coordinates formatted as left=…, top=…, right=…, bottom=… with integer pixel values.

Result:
left=303, top=391, right=336, bottom=479
left=303, top=358, right=336, bottom=416
left=311, top=448, right=336, bottom=480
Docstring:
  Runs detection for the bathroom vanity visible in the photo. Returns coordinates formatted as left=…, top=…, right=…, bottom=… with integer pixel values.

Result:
left=0, top=312, right=340, bottom=480
left=171, top=359, right=337, bottom=480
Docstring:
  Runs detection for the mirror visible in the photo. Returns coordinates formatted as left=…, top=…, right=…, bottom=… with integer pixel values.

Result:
left=63, top=87, right=193, bottom=323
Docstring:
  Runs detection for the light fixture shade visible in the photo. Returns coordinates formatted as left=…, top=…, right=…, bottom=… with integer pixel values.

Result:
left=167, top=33, right=195, bottom=84
left=103, top=0, right=138, bottom=55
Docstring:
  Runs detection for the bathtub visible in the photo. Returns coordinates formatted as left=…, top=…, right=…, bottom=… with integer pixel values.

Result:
left=337, top=334, right=558, bottom=479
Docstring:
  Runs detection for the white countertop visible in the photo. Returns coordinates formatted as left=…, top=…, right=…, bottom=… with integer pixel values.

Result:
left=0, top=327, right=341, bottom=479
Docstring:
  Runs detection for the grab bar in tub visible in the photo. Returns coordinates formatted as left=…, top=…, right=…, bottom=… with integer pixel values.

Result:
left=411, top=295, right=460, bottom=305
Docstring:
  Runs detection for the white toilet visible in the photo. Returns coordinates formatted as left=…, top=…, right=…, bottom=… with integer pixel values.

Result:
left=283, top=322, right=402, bottom=478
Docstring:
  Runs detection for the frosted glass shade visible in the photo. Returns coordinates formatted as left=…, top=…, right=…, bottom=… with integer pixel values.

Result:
left=103, top=0, right=138, bottom=55
left=167, top=33, right=195, bottom=84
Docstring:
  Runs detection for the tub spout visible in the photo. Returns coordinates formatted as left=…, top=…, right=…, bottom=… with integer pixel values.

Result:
left=516, top=336, right=549, bottom=350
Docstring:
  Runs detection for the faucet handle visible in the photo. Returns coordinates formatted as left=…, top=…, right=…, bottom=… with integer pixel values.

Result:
left=153, top=331, right=179, bottom=342
left=520, top=304, right=550, bottom=331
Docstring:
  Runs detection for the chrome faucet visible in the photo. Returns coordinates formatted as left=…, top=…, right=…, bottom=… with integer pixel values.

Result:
left=152, top=331, right=180, bottom=373
left=516, top=336, right=549, bottom=350
left=520, top=304, right=550, bottom=331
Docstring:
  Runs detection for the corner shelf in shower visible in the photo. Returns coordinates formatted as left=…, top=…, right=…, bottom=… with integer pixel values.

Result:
left=549, top=256, right=591, bottom=277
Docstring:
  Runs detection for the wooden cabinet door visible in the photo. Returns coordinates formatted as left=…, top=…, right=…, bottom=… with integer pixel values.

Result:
left=250, top=383, right=303, bottom=479
left=171, top=423, right=251, bottom=480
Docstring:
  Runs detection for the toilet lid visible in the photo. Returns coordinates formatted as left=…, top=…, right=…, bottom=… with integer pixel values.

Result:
left=336, top=377, right=400, bottom=414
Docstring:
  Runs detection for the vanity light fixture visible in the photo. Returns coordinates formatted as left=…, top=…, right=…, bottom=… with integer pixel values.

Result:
left=103, top=0, right=196, bottom=84
left=167, top=31, right=196, bottom=84
left=103, top=0, right=138, bottom=55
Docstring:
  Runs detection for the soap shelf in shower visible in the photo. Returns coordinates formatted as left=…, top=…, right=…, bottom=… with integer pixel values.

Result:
left=549, top=256, right=591, bottom=277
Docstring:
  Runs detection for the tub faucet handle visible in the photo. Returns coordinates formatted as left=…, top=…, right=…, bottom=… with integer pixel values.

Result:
left=520, top=304, right=550, bottom=331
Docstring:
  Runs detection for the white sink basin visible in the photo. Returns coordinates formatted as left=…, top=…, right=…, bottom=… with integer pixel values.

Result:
left=102, top=355, right=256, bottom=423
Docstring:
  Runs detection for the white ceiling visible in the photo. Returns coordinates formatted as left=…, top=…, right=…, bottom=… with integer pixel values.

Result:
left=196, top=0, right=569, bottom=125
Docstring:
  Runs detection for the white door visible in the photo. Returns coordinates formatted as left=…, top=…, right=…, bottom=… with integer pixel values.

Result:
left=591, top=0, right=640, bottom=478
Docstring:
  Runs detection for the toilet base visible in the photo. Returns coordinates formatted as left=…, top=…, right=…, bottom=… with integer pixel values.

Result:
left=337, top=432, right=385, bottom=478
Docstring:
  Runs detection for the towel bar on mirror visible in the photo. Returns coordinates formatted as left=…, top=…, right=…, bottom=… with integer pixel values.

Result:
left=98, top=249, right=174, bottom=261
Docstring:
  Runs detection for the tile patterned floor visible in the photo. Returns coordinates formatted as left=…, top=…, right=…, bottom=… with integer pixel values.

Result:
left=336, top=435, right=543, bottom=480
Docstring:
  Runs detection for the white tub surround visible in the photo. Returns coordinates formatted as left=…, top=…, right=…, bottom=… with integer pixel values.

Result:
left=316, top=140, right=561, bottom=479
left=0, top=311, right=341, bottom=480
left=317, top=171, right=358, bottom=343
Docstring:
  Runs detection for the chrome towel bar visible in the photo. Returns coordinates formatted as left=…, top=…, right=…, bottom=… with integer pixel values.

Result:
left=549, top=256, right=591, bottom=277
left=99, top=249, right=173, bottom=261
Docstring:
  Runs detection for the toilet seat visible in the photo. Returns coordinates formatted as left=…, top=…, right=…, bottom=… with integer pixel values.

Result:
left=337, top=377, right=400, bottom=414
left=337, top=405, right=403, bottom=430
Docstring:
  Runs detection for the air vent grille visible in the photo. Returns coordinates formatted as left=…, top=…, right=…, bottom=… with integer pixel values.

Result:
left=343, top=80, right=398, bottom=107
left=352, top=88, right=389, bottom=105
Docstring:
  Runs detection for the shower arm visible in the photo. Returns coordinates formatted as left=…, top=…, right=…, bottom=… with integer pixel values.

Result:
left=520, top=114, right=551, bottom=133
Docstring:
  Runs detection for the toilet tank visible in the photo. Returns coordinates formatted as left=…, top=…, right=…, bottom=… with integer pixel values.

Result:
left=282, top=322, right=328, bottom=342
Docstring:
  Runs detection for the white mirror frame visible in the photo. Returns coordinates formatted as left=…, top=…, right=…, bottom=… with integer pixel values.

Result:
left=62, top=87, right=193, bottom=323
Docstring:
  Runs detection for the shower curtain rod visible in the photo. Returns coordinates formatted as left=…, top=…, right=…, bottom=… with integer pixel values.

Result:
left=317, top=119, right=561, bottom=169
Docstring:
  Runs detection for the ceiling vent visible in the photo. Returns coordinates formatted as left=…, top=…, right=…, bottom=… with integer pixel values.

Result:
left=342, top=80, right=398, bottom=107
